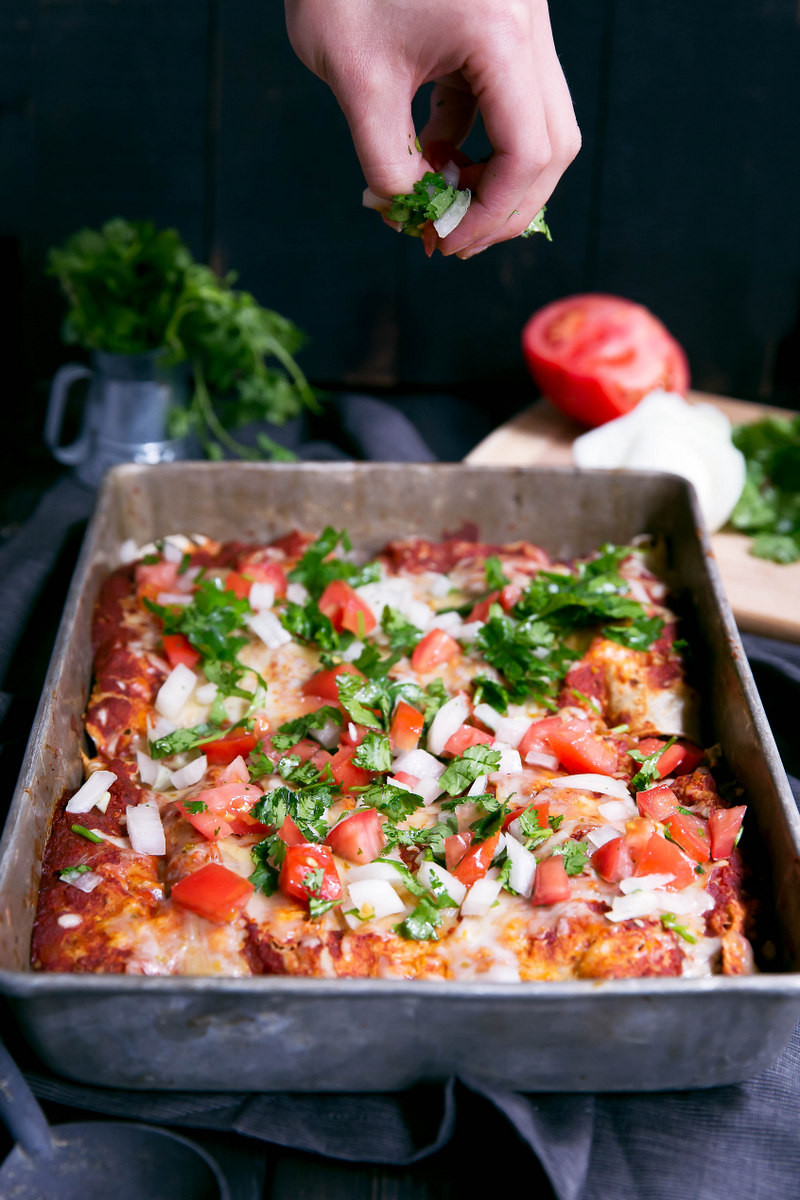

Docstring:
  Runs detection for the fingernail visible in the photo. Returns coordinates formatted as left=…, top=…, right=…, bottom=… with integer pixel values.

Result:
left=456, top=243, right=489, bottom=260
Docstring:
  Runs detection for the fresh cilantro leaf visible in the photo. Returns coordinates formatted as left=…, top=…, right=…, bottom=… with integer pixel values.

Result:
left=521, top=207, right=552, bottom=240
left=280, top=598, right=350, bottom=653
left=252, top=783, right=335, bottom=843
left=70, top=825, right=104, bottom=844
left=148, top=577, right=250, bottom=664
left=554, top=839, right=590, bottom=876
left=247, top=747, right=274, bottom=782
left=183, top=800, right=208, bottom=814
left=59, top=864, right=93, bottom=881
left=301, top=867, right=324, bottom=893
left=271, top=706, right=342, bottom=752
left=471, top=674, right=509, bottom=715
left=385, top=818, right=457, bottom=857
left=484, top=555, right=510, bottom=590
left=286, top=527, right=380, bottom=598
left=277, top=755, right=324, bottom=785
left=249, top=839, right=280, bottom=894
left=603, top=613, right=665, bottom=651
left=335, top=672, right=384, bottom=729
left=661, top=912, right=697, bottom=944
left=629, top=737, right=676, bottom=791
left=353, top=732, right=392, bottom=772
left=395, top=895, right=445, bottom=941
left=150, top=723, right=217, bottom=759
left=386, top=172, right=461, bottom=236
left=380, top=606, right=422, bottom=654
left=309, top=896, right=340, bottom=920
left=438, top=745, right=502, bottom=796
left=358, top=781, right=425, bottom=821
left=476, top=611, right=577, bottom=706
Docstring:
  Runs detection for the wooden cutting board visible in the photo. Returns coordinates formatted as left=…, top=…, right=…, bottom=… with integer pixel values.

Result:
left=465, top=391, right=800, bottom=643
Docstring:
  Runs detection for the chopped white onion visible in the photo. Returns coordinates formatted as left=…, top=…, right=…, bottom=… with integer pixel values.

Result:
left=345, top=879, right=405, bottom=925
left=426, top=694, right=470, bottom=756
left=440, top=159, right=461, bottom=187
left=286, top=582, right=309, bottom=606
left=169, top=755, right=208, bottom=789
left=415, top=777, right=445, bottom=806
left=155, top=663, right=197, bottom=720
left=126, top=801, right=166, bottom=856
left=504, top=836, right=537, bottom=897
left=490, top=744, right=523, bottom=775
left=472, top=703, right=503, bottom=733
left=467, top=774, right=489, bottom=797
left=386, top=774, right=415, bottom=793
left=161, top=538, right=185, bottom=564
left=339, top=639, right=365, bottom=662
left=428, top=610, right=463, bottom=638
left=149, top=716, right=177, bottom=741
left=94, top=791, right=112, bottom=814
left=246, top=610, right=292, bottom=649
left=62, top=868, right=103, bottom=894
left=426, top=573, right=452, bottom=597
left=619, top=873, right=675, bottom=894
left=492, top=717, right=531, bottom=748
left=344, top=861, right=408, bottom=884
left=156, top=591, right=193, bottom=607
left=663, top=887, right=715, bottom=917
left=308, top=719, right=342, bottom=749
left=249, top=582, right=276, bottom=611
left=66, top=770, right=117, bottom=815
left=586, top=824, right=621, bottom=850
left=607, top=891, right=660, bottom=921
left=525, top=750, right=560, bottom=770
left=90, top=830, right=129, bottom=849
left=433, top=188, right=471, bottom=237
left=136, top=751, right=161, bottom=786
left=118, top=538, right=139, bottom=564
left=461, top=875, right=503, bottom=916
left=393, top=748, right=445, bottom=780
left=550, top=774, right=632, bottom=801
left=194, top=682, right=219, bottom=706
left=362, top=186, right=390, bottom=212
left=458, top=621, right=484, bottom=642
left=597, top=799, right=638, bottom=824
left=417, top=861, right=467, bottom=907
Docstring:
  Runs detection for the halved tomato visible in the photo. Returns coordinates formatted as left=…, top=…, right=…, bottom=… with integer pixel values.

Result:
left=170, top=862, right=254, bottom=923
left=521, top=294, right=689, bottom=428
left=325, top=808, right=385, bottom=864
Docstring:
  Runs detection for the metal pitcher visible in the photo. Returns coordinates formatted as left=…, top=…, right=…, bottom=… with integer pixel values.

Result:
left=44, top=349, right=194, bottom=487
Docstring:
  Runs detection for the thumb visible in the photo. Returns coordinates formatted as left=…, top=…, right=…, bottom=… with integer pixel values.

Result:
left=336, top=75, right=429, bottom=198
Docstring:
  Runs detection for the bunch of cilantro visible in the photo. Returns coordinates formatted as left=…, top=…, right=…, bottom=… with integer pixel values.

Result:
left=729, top=415, right=800, bottom=563
left=47, top=218, right=318, bottom=460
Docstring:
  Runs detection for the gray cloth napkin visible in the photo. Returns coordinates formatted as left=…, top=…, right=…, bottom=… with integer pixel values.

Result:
left=2, top=397, right=800, bottom=1200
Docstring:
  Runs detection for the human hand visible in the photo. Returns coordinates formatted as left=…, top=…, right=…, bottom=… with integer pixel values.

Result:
left=284, top=0, right=581, bottom=257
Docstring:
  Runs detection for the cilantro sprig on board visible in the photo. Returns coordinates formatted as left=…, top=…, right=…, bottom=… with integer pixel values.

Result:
left=730, top=415, right=800, bottom=563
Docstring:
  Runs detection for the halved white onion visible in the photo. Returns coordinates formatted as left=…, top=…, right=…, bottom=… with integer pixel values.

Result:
left=433, top=188, right=471, bottom=237
left=427, top=694, right=470, bottom=756
left=65, top=770, right=117, bottom=815
left=169, top=755, right=207, bottom=789
left=126, top=801, right=166, bottom=855
left=549, top=774, right=632, bottom=801
left=155, top=663, right=197, bottom=720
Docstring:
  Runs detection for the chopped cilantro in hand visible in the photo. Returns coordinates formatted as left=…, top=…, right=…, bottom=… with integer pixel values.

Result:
left=386, top=173, right=461, bottom=236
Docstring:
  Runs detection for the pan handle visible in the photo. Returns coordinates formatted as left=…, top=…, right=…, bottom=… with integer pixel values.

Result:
left=0, top=1040, right=54, bottom=1160
left=44, top=363, right=93, bottom=465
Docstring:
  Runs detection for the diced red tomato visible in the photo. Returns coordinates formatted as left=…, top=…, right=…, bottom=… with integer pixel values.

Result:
left=279, top=844, right=342, bottom=905
left=339, top=721, right=371, bottom=748
left=318, top=580, right=376, bottom=636
left=444, top=830, right=473, bottom=871
left=709, top=806, right=746, bottom=860
left=392, top=771, right=420, bottom=789
left=591, top=835, right=635, bottom=883
left=636, top=783, right=679, bottom=822
left=532, top=856, right=571, bottom=905
left=467, top=591, right=500, bottom=622
left=389, top=700, right=425, bottom=753
left=204, top=728, right=258, bottom=766
left=277, top=814, right=306, bottom=846
left=176, top=800, right=233, bottom=842
left=502, top=800, right=549, bottom=832
left=410, top=628, right=460, bottom=673
left=518, top=716, right=564, bottom=758
left=135, top=559, right=180, bottom=603
left=226, top=812, right=272, bottom=838
left=325, top=808, right=385, bottom=864
left=302, top=663, right=364, bottom=701
left=330, top=745, right=373, bottom=792
left=546, top=720, right=618, bottom=777
left=624, top=816, right=657, bottom=863
left=521, top=294, right=690, bottom=429
left=161, top=632, right=201, bottom=670
left=193, top=781, right=263, bottom=819
left=171, top=862, right=254, bottom=923
left=635, top=738, right=704, bottom=779
left=452, top=832, right=500, bottom=887
left=443, top=723, right=494, bottom=756
left=664, top=812, right=710, bottom=864
left=634, top=833, right=695, bottom=890
left=223, top=572, right=254, bottom=600
left=218, top=755, right=250, bottom=785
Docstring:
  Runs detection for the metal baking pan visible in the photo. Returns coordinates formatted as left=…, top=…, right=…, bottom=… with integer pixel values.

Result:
left=1, top=462, right=799, bottom=1093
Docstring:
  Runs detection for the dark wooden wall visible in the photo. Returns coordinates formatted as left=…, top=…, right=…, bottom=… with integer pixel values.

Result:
left=2, top=0, right=799, bottom=462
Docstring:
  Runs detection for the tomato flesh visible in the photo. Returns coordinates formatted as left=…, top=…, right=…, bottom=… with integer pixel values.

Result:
left=389, top=700, right=424, bottom=753
left=636, top=783, right=679, bottom=822
left=591, top=836, right=634, bottom=883
left=532, top=856, right=571, bottom=905
left=171, top=862, right=254, bottom=923
left=444, top=830, right=473, bottom=871
left=162, top=633, right=201, bottom=671
left=325, top=808, right=385, bottom=864
left=634, top=833, right=695, bottom=890
left=176, top=800, right=233, bottom=842
left=521, top=294, right=690, bottom=428
left=709, top=806, right=746, bottom=859
left=443, top=723, right=494, bottom=756
left=330, top=745, right=373, bottom=792
left=452, top=832, right=500, bottom=887
left=204, top=728, right=258, bottom=766
left=279, top=844, right=342, bottom=905
left=663, top=812, right=711, bottom=863
left=546, top=719, right=618, bottom=776
left=302, top=663, right=364, bottom=701
left=410, top=628, right=460, bottom=674
left=318, top=580, right=376, bottom=636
